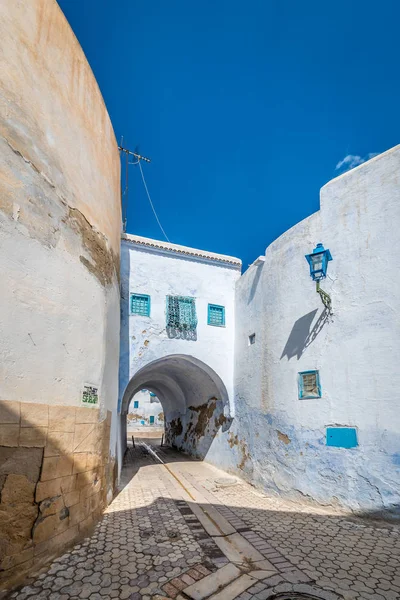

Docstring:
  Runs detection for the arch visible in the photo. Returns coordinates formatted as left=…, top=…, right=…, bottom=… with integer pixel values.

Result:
left=119, top=354, right=232, bottom=464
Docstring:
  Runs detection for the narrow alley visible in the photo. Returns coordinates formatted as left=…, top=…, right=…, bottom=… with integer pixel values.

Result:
left=11, top=438, right=400, bottom=600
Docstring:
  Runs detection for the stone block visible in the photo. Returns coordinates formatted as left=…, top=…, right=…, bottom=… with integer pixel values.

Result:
left=36, top=477, right=63, bottom=502
left=1, top=474, right=35, bottom=504
left=60, top=474, right=77, bottom=494
left=0, top=547, right=34, bottom=571
left=0, top=502, right=38, bottom=549
left=75, top=407, right=99, bottom=424
left=45, top=431, right=74, bottom=456
left=34, top=524, right=79, bottom=558
left=48, top=405, right=76, bottom=432
left=73, top=452, right=88, bottom=473
left=80, top=476, right=101, bottom=500
left=19, top=427, right=47, bottom=448
left=0, top=447, right=43, bottom=483
left=78, top=512, right=94, bottom=532
left=0, top=401, right=20, bottom=424
left=89, top=491, right=101, bottom=512
left=0, top=424, right=20, bottom=447
left=20, top=403, right=48, bottom=428
left=76, top=469, right=98, bottom=490
left=183, top=563, right=242, bottom=600
left=32, top=511, right=69, bottom=543
left=0, top=559, right=34, bottom=586
left=86, top=453, right=101, bottom=470
left=41, top=455, right=73, bottom=481
left=73, top=423, right=96, bottom=453
left=69, top=499, right=90, bottom=525
left=64, top=490, right=80, bottom=507
left=36, top=474, right=76, bottom=502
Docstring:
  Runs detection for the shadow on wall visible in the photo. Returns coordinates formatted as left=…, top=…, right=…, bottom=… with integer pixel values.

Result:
left=281, top=308, right=330, bottom=360
left=247, top=262, right=264, bottom=305
left=0, top=400, right=113, bottom=593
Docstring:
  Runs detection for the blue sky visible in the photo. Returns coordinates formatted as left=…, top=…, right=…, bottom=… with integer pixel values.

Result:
left=58, top=0, right=399, bottom=266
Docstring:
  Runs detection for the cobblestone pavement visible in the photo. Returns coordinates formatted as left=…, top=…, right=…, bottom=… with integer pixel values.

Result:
left=10, top=440, right=400, bottom=600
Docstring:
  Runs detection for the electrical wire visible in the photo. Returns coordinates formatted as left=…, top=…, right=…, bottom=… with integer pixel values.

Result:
left=137, top=160, right=170, bottom=242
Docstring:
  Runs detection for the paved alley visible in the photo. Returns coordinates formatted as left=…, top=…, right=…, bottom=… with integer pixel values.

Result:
left=10, top=440, right=400, bottom=600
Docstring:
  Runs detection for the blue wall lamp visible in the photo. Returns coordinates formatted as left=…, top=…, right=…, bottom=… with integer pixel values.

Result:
left=305, top=243, right=333, bottom=312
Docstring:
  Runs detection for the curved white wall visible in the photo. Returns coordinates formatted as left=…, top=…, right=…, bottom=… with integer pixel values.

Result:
left=207, top=146, right=400, bottom=517
left=0, top=1, right=121, bottom=586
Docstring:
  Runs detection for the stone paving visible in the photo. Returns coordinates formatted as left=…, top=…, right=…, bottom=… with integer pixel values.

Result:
left=9, top=440, right=400, bottom=600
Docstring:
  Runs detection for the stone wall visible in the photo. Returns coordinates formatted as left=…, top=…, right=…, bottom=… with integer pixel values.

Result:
left=0, top=400, right=112, bottom=591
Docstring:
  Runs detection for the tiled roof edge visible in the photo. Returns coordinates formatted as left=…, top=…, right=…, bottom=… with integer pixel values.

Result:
left=121, top=234, right=242, bottom=267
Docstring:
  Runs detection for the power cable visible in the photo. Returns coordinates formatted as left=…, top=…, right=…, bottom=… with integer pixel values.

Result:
left=137, top=160, right=170, bottom=242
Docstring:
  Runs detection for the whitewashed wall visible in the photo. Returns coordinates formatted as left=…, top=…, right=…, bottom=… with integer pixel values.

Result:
left=206, top=146, right=400, bottom=517
left=118, top=237, right=241, bottom=465
left=127, top=390, right=164, bottom=428
left=0, top=0, right=121, bottom=439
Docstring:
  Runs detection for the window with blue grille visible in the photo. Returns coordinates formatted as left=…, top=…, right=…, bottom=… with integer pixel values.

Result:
left=133, top=400, right=139, bottom=409
left=166, top=296, right=197, bottom=332
left=208, top=304, right=225, bottom=327
left=298, top=370, right=321, bottom=399
left=130, top=293, right=150, bottom=316
left=149, top=415, right=155, bottom=424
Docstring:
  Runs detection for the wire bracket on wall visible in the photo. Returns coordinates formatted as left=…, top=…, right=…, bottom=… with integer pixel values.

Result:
left=316, top=281, right=332, bottom=314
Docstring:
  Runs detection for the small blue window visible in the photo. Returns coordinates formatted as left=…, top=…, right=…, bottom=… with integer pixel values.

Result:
left=149, top=415, right=155, bottom=424
left=208, top=304, right=225, bottom=327
left=130, top=293, right=150, bottom=316
left=327, top=427, right=358, bottom=448
left=298, top=370, right=321, bottom=399
left=133, top=400, right=139, bottom=409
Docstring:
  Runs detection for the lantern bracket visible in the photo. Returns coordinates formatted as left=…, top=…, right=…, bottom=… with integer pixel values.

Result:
left=316, top=281, right=332, bottom=313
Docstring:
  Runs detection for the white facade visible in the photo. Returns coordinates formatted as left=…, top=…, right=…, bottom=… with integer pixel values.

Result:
left=206, top=146, right=400, bottom=516
left=118, top=235, right=241, bottom=465
left=127, top=389, right=164, bottom=429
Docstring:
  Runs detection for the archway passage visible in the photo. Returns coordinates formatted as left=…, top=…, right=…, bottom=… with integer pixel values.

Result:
left=120, top=355, right=231, bottom=459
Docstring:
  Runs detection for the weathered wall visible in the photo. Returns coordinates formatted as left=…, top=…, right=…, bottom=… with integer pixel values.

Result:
left=118, top=236, right=241, bottom=464
left=0, top=402, right=111, bottom=589
left=206, top=146, right=400, bottom=517
left=127, top=389, right=164, bottom=429
left=0, top=0, right=121, bottom=587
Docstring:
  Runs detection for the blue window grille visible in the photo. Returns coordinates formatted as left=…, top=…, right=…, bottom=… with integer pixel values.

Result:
left=208, top=304, right=225, bottom=327
left=130, top=293, right=150, bottom=316
left=133, top=400, right=139, bottom=408
left=298, top=370, right=321, bottom=399
left=149, top=415, right=155, bottom=424
left=166, top=296, right=197, bottom=332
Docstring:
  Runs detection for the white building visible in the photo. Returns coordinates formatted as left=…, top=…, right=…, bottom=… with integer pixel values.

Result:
left=118, top=235, right=242, bottom=465
left=127, top=389, right=164, bottom=429
left=119, top=146, right=400, bottom=518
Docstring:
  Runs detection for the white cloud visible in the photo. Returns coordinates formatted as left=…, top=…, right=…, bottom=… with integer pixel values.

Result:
left=335, top=152, right=379, bottom=172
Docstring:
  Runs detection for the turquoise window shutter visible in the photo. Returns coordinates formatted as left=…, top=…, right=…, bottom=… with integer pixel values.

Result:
left=130, top=293, right=151, bottom=316
left=208, top=304, right=225, bottom=326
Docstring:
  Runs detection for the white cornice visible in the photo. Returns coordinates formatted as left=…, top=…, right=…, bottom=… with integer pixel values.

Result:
left=121, top=234, right=242, bottom=268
